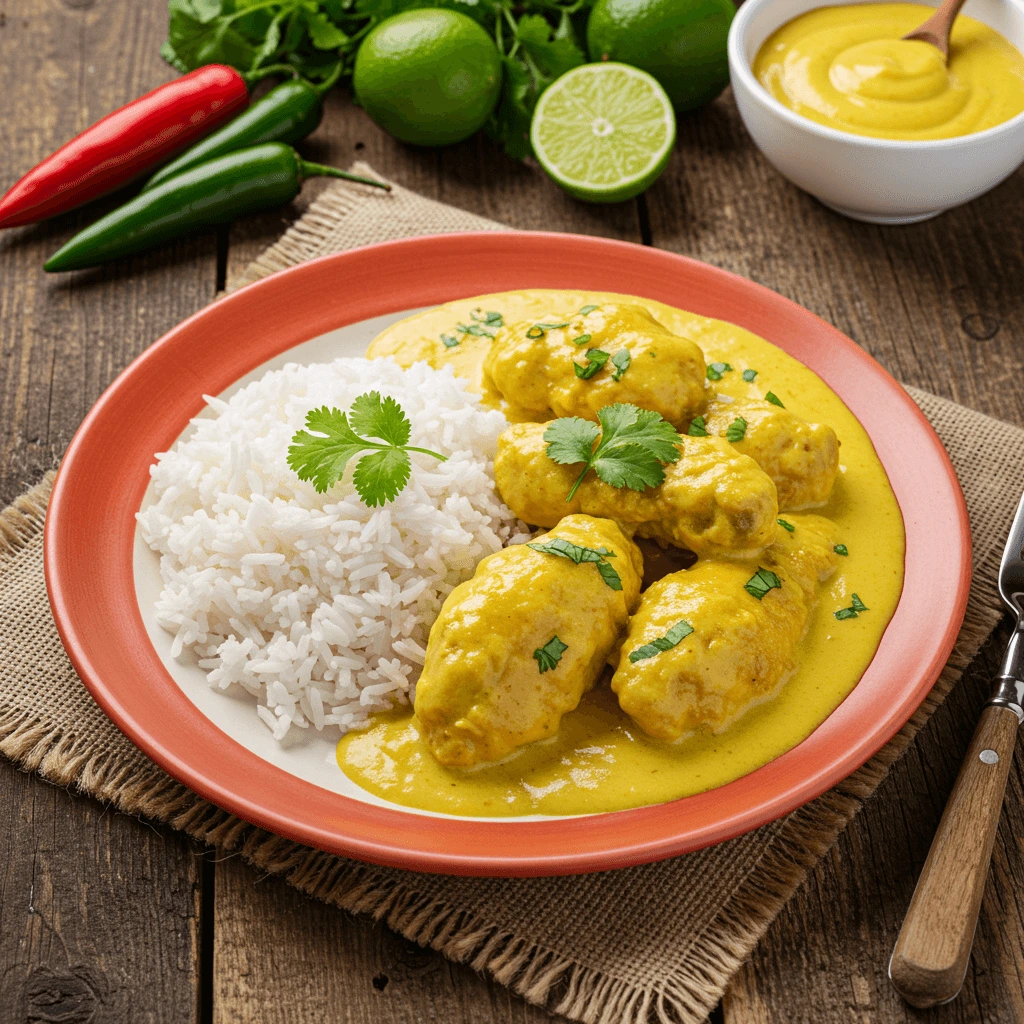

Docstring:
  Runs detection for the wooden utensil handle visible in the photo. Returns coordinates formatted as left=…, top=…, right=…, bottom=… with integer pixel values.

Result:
left=889, top=703, right=1019, bottom=1008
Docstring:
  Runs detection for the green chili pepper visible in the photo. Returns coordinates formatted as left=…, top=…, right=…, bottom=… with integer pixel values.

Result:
left=44, top=143, right=389, bottom=272
left=144, top=79, right=326, bottom=191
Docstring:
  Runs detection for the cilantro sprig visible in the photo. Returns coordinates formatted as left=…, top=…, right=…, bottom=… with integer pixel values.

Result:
left=544, top=403, right=683, bottom=502
left=527, top=538, right=622, bottom=590
left=287, top=392, right=446, bottom=506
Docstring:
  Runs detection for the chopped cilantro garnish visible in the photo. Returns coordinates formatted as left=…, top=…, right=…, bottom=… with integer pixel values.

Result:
left=579, top=304, right=600, bottom=315
left=527, top=321, right=571, bottom=339
left=628, top=620, right=694, bottom=663
left=527, top=537, right=622, bottom=590
left=835, top=593, right=869, bottom=620
left=706, top=361, right=733, bottom=381
left=834, top=544, right=849, bottom=556
left=440, top=333, right=459, bottom=348
left=688, top=416, right=709, bottom=437
left=725, top=416, right=748, bottom=442
left=574, top=348, right=611, bottom=380
left=544, top=402, right=682, bottom=501
left=287, top=392, right=446, bottom=506
left=457, top=322, right=496, bottom=339
left=534, top=635, right=568, bottom=673
left=778, top=518, right=795, bottom=532
left=611, top=348, right=631, bottom=382
left=742, top=369, right=758, bottom=382
left=765, top=391, right=785, bottom=408
left=744, top=567, right=782, bottom=600
left=574, top=333, right=592, bottom=346
left=470, top=309, right=503, bottom=327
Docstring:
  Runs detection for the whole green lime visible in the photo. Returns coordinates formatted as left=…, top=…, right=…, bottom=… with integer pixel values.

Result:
left=586, top=0, right=735, bottom=112
left=353, top=9, right=502, bottom=147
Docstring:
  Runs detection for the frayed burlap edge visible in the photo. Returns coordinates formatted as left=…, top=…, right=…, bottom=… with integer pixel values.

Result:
left=0, top=467, right=1002, bottom=1024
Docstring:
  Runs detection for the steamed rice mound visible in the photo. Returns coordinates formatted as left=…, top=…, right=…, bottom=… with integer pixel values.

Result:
left=137, top=357, right=527, bottom=742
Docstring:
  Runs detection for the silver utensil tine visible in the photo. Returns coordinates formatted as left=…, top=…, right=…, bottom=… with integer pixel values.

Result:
left=1000, top=491, right=1024, bottom=613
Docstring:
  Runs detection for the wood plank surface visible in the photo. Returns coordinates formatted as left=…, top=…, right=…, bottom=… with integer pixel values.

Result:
left=0, top=758, right=202, bottom=1023
left=0, top=2, right=214, bottom=1022
left=2, top=2, right=1024, bottom=1021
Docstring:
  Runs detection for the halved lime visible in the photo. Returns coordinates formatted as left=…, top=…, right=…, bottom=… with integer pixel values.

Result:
left=530, top=62, right=677, bottom=203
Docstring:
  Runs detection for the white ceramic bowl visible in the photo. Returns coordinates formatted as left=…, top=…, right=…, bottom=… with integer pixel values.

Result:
left=728, top=0, right=1024, bottom=223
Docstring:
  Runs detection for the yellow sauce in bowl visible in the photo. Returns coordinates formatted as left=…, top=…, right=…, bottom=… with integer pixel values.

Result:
left=333, top=291, right=906, bottom=818
left=753, top=3, right=1024, bottom=140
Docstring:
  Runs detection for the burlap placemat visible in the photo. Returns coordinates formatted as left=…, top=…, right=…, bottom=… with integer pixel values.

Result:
left=2, top=165, right=1020, bottom=1024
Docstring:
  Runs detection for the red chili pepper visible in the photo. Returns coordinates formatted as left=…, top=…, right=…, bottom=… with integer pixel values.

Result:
left=0, top=65, right=249, bottom=230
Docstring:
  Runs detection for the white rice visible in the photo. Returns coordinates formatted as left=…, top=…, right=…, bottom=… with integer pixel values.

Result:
left=138, top=357, right=528, bottom=743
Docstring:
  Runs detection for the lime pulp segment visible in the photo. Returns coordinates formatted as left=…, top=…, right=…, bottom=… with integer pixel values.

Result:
left=531, top=63, right=676, bottom=200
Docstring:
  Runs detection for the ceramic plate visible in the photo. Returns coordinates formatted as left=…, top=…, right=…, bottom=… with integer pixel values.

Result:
left=45, top=232, right=970, bottom=877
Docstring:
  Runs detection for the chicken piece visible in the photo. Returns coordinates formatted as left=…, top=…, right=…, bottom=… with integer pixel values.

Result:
left=484, top=303, right=707, bottom=427
left=414, top=514, right=644, bottom=767
left=611, top=514, right=840, bottom=742
left=701, top=396, right=839, bottom=509
left=493, top=422, right=779, bottom=558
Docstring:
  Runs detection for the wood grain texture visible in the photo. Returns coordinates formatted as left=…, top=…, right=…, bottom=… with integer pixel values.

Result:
left=0, top=757, right=201, bottom=1024
left=0, top=0, right=219, bottom=508
left=3, top=2, right=1024, bottom=1019
left=212, top=854, right=555, bottom=1024
left=890, top=704, right=1019, bottom=1008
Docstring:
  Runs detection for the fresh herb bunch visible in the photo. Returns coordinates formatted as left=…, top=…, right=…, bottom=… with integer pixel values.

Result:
left=544, top=402, right=682, bottom=502
left=163, top=0, right=591, bottom=158
left=287, top=390, right=446, bottom=505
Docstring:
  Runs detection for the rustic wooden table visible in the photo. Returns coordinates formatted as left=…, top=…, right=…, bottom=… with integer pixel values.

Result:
left=3, top=2, right=1024, bottom=1022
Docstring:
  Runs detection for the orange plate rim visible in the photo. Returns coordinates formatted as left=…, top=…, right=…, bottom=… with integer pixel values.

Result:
left=44, top=232, right=971, bottom=877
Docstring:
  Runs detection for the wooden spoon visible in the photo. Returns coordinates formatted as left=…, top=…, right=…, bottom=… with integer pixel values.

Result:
left=902, top=0, right=969, bottom=58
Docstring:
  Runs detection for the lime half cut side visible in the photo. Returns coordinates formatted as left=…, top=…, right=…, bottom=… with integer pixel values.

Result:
left=531, top=62, right=677, bottom=203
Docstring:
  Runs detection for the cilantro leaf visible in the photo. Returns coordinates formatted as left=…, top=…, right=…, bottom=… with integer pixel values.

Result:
left=725, top=416, right=748, bottom=442
left=834, top=607, right=859, bottom=620
left=441, top=333, right=459, bottom=348
left=527, top=537, right=622, bottom=590
left=573, top=333, right=592, bottom=346
left=470, top=308, right=504, bottom=327
left=777, top=518, right=795, bottom=532
left=575, top=348, right=611, bottom=380
left=628, top=620, right=694, bottom=662
left=611, top=348, right=631, bottom=382
left=287, top=394, right=445, bottom=503
left=765, top=391, right=785, bottom=408
left=544, top=403, right=682, bottom=501
left=348, top=391, right=410, bottom=446
left=597, top=404, right=681, bottom=464
left=688, top=416, right=709, bottom=437
left=533, top=635, right=568, bottom=673
left=352, top=447, right=411, bottom=507
left=287, top=407, right=368, bottom=493
left=744, top=567, right=782, bottom=600
left=706, top=361, right=732, bottom=381
left=543, top=417, right=600, bottom=466
left=851, top=593, right=869, bottom=612
left=834, top=544, right=849, bottom=556
left=579, top=304, right=600, bottom=315
left=742, top=369, right=758, bottom=382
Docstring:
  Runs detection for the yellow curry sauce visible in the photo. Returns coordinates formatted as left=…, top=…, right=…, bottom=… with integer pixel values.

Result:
left=753, top=4, right=1024, bottom=141
left=336, top=291, right=905, bottom=817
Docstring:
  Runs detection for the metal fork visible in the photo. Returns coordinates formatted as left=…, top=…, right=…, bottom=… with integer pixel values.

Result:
left=889, top=491, right=1024, bottom=1008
